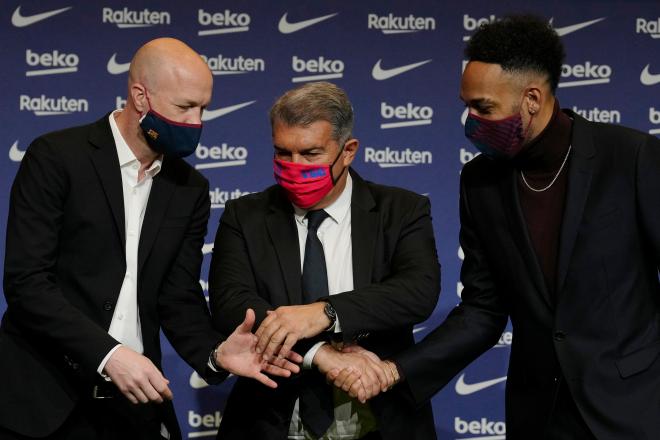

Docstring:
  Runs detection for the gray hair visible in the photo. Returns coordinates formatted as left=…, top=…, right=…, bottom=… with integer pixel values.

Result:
left=269, top=81, right=354, bottom=144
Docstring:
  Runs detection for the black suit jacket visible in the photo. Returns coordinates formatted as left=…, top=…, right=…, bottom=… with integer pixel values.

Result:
left=208, top=169, right=440, bottom=439
left=0, top=115, right=225, bottom=438
left=395, top=112, right=660, bottom=439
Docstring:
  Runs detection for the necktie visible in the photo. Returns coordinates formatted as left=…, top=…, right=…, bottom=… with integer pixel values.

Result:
left=299, top=209, right=334, bottom=436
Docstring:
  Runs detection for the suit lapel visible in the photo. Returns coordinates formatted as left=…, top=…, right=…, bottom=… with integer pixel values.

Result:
left=138, top=159, right=176, bottom=274
left=265, top=189, right=303, bottom=305
left=556, top=114, right=595, bottom=295
left=499, top=167, right=553, bottom=309
left=350, top=170, right=378, bottom=289
left=88, top=114, right=126, bottom=252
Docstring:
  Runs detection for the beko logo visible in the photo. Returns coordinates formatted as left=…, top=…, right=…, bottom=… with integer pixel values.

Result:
left=9, top=141, right=26, bottom=162
left=640, top=64, right=660, bottom=86
left=559, top=62, right=612, bottom=88
left=209, top=188, right=251, bottom=209
left=188, top=410, right=221, bottom=437
left=571, top=106, right=621, bottom=123
left=195, top=143, right=248, bottom=169
left=364, top=147, right=432, bottom=168
left=102, top=8, right=170, bottom=28
left=107, top=54, right=130, bottom=75
left=460, top=148, right=480, bottom=165
left=455, top=416, right=506, bottom=439
left=201, top=54, right=265, bottom=75
left=636, top=17, right=660, bottom=39
left=380, top=102, right=433, bottom=129
left=494, top=331, right=513, bottom=348
left=12, top=6, right=71, bottom=27
left=278, top=12, right=338, bottom=34
left=367, top=13, right=435, bottom=34
left=462, top=14, right=497, bottom=41
left=25, top=49, right=78, bottom=77
left=372, top=59, right=432, bottom=81
left=20, top=95, right=88, bottom=116
left=202, top=101, right=256, bottom=122
left=198, top=9, right=250, bottom=36
left=649, top=107, right=660, bottom=135
left=291, top=56, right=344, bottom=83
left=455, top=373, right=507, bottom=396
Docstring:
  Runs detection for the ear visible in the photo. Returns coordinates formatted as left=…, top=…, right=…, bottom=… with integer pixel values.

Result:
left=523, top=86, right=542, bottom=116
left=341, top=138, right=359, bottom=167
left=130, top=83, right=148, bottom=114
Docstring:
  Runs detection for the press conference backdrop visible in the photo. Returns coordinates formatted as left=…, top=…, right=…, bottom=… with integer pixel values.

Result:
left=1, top=0, right=659, bottom=438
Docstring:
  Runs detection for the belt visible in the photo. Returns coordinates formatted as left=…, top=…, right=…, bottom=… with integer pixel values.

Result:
left=92, top=379, right=119, bottom=399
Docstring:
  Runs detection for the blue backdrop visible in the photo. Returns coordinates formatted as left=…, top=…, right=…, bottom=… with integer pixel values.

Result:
left=1, top=1, right=659, bottom=438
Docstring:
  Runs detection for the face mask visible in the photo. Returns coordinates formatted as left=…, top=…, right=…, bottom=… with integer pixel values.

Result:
left=273, top=145, right=346, bottom=209
left=464, top=109, right=534, bottom=160
left=139, top=93, right=202, bottom=158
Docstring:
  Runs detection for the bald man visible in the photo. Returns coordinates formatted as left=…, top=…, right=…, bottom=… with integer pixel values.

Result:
left=0, top=38, right=300, bottom=440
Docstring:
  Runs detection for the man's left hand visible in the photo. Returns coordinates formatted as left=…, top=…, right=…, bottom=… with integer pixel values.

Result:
left=255, top=303, right=330, bottom=361
left=216, top=308, right=303, bottom=388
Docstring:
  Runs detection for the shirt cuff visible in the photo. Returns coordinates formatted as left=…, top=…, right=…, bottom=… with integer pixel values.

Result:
left=97, top=344, right=122, bottom=377
left=208, top=341, right=224, bottom=373
left=334, top=315, right=342, bottom=333
left=303, top=341, right=328, bottom=369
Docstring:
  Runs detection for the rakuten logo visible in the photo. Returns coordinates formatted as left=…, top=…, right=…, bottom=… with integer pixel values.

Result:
left=367, top=13, right=435, bottom=34
left=102, top=7, right=170, bottom=28
left=201, top=53, right=265, bottom=75
left=571, top=106, right=621, bottom=123
left=636, top=17, right=660, bottom=39
left=364, top=147, right=432, bottom=168
left=462, top=14, right=497, bottom=41
left=209, top=188, right=252, bottom=209
left=291, top=55, right=344, bottom=83
left=559, top=62, right=612, bottom=88
left=198, top=9, right=250, bottom=36
left=649, top=107, right=660, bottom=135
left=455, top=416, right=506, bottom=439
left=25, top=49, right=78, bottom=76
left=195, top=143, right=248, bottom=169
left=380, top=102, right=433, bottom=129
left=20, top=94, right=88, bottom=116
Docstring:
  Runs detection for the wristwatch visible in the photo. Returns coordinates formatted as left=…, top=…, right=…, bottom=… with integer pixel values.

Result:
left=322, top=301, right=337, bottom=330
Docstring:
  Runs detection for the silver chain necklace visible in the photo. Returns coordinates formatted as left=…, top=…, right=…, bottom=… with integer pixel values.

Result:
left=520, top=145, right=572, bottom=193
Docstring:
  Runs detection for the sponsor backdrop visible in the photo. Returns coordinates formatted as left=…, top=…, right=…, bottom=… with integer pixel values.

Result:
left=1, top=1, right=658, bottom=438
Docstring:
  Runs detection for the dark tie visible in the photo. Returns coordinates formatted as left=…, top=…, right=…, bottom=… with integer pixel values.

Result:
left=299, top=209, right=334, bottom=436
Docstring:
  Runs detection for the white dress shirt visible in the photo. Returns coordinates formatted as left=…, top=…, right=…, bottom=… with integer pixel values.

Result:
left=97, top=111, right=162, bottom=374
left=288, top=174, right=377, bottom=439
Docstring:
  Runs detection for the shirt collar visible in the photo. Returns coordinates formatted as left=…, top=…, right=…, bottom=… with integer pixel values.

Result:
left=294, top=173, right=353, bottom=226
left=109, top=110, right=162, bottom=177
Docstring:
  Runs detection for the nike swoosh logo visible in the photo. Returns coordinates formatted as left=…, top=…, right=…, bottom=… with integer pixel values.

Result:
left=412, top=326, right=426, bottom=334
left=553, top=17, right=605, bottom=37
left=202, top=100, right=256, bottom=121
left=372, top=59, right=432, bottom=81
left=455, top=373, right=507, bottom=395
left=202, top=243, right=214, bottom=255
left=11, top=5, right=72, bottom=27
left=107, top=53, right=130, bottom=75
left=640, top=64, right=660, bottom=86
left=9, top=141, right=25, bottom=162
left=278, top=12, right=338, bottom=34
left=189, top=371, right=209, bottom=389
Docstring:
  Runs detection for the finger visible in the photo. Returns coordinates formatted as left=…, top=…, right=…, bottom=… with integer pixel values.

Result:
left=286, top=350, right=304, bottom=364
left=256, top=321, right=281, bottom=355
left=254, top=311, right=276, bottom=339
left=121, top=389, right=139, bottom=404
left=370, top=361, right=388, bottom=392
left=326, top=368, right=340, bottom=382
left=253, top=372, right=278, bottom=389
left=237, top=308, right=256, bottom=334
left=277, top=333, right=300, bottom=360
left=149, top=375, right=173, bottom=401
left=262, top=364, right=292, bottom=377
left=142, top=382, right=163, bottom=403
left=269, top=357, right=300, bottom=374
left=336, top=368, right=359, bottom=390
left=263, top=327, right=288, bottom=360
left=132, top=386, right=150, bottom=404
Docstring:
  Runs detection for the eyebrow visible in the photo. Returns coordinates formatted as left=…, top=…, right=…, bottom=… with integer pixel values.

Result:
left=463, top=97, right=496, bottom=107
left=273, top=144, right=325, bottom=154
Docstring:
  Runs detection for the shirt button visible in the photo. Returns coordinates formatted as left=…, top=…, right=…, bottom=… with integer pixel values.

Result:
left=103, top=301, right=113, bottom=312
left=132, top=164, right=138, bottom=170
left=117, top=313, right=124, bottom=320
left=553, top=331, right=566, bottom=342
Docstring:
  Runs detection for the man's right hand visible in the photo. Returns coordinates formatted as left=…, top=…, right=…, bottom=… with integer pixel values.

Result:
left=103, top=346, right=173, bottom=404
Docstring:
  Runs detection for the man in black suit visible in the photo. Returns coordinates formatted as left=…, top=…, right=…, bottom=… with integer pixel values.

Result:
left=330, top=14, right=660, bottom=439
left=0, top=38, right=300, bottom=440
left=208, top=81, right=440, bottom=439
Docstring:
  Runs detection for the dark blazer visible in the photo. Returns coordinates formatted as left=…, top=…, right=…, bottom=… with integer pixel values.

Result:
left=0, top=115, right=225, bottom=438
left=209, top=169, right=440, bottom=439
left=395, top=111, right=660, bottom=439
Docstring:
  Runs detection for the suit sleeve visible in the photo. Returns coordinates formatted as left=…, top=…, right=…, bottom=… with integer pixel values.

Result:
left=392, top=173, right=509, bottom=405
left=3, top=138, right=119, bottom=376
left=208, top=200, right=273, bottom=335
left=326, top=196, right=440, bottom=342
left=636, top=133, right=660, bottom=267
left=158, top=180, right=228, bottom=384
